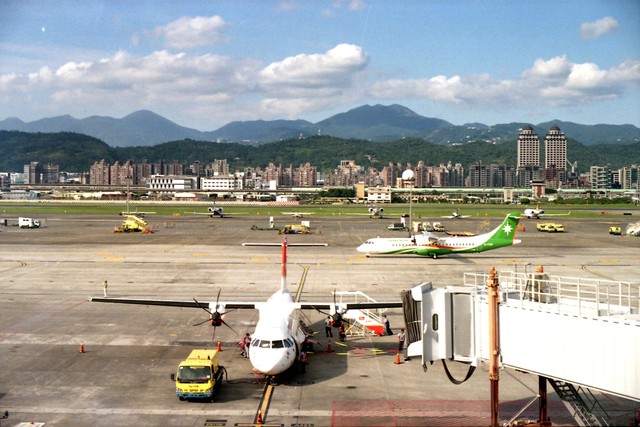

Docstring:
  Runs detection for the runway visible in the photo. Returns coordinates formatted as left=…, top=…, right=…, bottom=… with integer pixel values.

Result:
left=0, top=213, right=638, bottom=426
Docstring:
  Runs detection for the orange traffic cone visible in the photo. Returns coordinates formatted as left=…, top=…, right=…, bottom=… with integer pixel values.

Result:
left=79, top=342, right=85, bottom=353
left=395, top=353, right=401, bottom=365
left=326, top=340, right=333, bottom=353
left=217, top=340, right=222, bottom=351
left=256, top=410, right=263, bottom=425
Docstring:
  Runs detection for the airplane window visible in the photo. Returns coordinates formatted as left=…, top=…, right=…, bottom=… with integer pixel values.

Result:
left=251, top=339, right=259, bottom=347
left=272, top=340, right=284, bottom=348
left=259, top=340, right=271, bottom=348
left=285, top=338, right=293, bottom=347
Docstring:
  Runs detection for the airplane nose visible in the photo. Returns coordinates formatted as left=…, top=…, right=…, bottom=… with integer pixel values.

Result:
left=249, top=350, right=290, bottom=375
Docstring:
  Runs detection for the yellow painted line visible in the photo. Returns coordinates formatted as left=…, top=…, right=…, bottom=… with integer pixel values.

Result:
left=349, top=256, right=368, bottom=262
left=503, top=259, right=524, bottom=263
left=256, top=383, right=275, bottom=424
left=336, top=352, right=349, bottom=355
left=294, top=265, right=310, bottom=303
left=191, top=253, right=209, bottom=257
left=598, top=259, right=619, bottom=263
left=105, top=256, right=124, bottom=261
left=250, top=257, right=270, bottom=261
left=333, top=341, right=348, bottom=347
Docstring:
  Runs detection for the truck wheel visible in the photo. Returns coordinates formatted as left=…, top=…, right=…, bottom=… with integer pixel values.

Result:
left=178, top=396, right=184, bottom=401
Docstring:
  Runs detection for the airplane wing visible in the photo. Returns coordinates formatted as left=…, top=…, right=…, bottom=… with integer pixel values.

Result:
left=89, top=298, right=401, bottom=310
left=119, top=211, right=156, bottom=217
left=541, top=212, right=571, bottom=217
left=89, top=297, right=257, bottom=310
left=299, top=302, right=402, bottom=310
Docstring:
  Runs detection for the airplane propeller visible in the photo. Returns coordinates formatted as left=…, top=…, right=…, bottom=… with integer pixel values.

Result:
left=192, top=290, right=237, bottom=339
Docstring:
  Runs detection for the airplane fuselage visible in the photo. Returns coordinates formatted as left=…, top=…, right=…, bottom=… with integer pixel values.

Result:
left=247, top=290, right=306, bottom=375
left=357, top=213, right=521, bottom=258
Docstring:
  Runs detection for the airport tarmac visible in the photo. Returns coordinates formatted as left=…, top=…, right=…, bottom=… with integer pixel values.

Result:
left=1, top=213, right=639, bottom=426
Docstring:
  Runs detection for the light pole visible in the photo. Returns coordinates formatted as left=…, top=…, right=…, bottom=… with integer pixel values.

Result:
left=402, top=169, right=415, bottom=234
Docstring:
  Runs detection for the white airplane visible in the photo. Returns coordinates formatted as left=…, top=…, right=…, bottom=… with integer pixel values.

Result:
left=522, top=203, right=571, bottom=219
left=90, top=239, right=400, bottom=376
left=282, top=211, right=314, bottom=219
left=187, top=206, right=226, bottom=218
left=119, top=210, right=156, bottom=217
left=441, top=209, right=470, bottom=219
left=186, top=207, right=248, bottom=218
left=626, top=221, right=640, bottom=237
left=367, top=206, right=384, bottom=218
left=352, top=206, right=384, bottom=218
left=357, top=212, right=521, bottom=258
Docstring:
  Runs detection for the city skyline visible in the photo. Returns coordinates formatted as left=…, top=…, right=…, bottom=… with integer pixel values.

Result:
left=17, top=122, right=636, bottom=191
left=1, top=1, right=639, bottom=131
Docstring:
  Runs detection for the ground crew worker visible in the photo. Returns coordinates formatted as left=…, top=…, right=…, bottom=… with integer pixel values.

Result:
left=103, top=280, right=108, bottom=297
left=383, top=315, right=393, bottom=336
left=324, top=316, right=333, bottom=337
left=299, top=351, right=308, bottom=373
left=398, top=328, right=405, bottom=352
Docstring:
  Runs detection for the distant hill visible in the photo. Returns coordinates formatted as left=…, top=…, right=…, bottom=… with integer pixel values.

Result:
left=207, top=119, right=315, bottom=143
left=315, top=104, right=452, bottom=140
left=1, top=104, right=639, bottom=147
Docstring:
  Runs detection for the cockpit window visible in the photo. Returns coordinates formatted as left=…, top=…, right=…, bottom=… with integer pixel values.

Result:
left=284, top=338, right=293, bottom=348
left=251, top=339, right=259, bottom=347
left=259, top=340, right=271, bottom=348
left=272, top=340, right=284, bottom=348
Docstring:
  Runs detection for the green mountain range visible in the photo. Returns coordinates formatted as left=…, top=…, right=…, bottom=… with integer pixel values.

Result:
left=1, top=104, right=639, bottom=147
left=1, top=131, right=638, bottom=175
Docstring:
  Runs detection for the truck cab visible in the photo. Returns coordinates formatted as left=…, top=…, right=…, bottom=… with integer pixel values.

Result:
left=171, top=349, right=223, bottom=402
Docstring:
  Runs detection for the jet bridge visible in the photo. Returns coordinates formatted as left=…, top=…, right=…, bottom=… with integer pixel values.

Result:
left=405, top=270, right=640, bottom=403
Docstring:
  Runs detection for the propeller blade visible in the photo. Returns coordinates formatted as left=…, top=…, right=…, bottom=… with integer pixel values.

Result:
left=192, top=318, right=212, bottom=327
left=193, top=297, right=212, bottom=315
left=220, top=319, right=238, bottom=335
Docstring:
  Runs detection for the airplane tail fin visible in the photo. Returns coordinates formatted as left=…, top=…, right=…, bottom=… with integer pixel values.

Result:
left=485, top=212, right=521, bottom=248
left=280, top=237, right=287, bottom=292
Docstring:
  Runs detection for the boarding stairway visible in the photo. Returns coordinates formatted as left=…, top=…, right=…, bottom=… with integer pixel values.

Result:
left=548, top=379, right=614, bottom=426
left=334, top=291, right=388, bottom=336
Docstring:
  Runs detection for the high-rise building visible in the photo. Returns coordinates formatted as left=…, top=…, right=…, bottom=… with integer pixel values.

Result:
left=544, top=125, right=567, bottom=184
left=517, top=125, right=540, bottom=169
left=516, top=125, right=541, bottom=187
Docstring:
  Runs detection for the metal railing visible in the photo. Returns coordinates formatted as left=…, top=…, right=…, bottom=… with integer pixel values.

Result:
left=463, top=271, right=639, bottom=320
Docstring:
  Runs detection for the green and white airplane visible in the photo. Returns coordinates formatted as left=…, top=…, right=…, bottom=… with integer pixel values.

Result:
left=357, top=212, right=521, bottom=258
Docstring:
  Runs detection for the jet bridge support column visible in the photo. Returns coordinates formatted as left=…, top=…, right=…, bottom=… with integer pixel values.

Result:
left=487, top=267, right=500, bottom=427
left=539, top=376, right=551, bottom=426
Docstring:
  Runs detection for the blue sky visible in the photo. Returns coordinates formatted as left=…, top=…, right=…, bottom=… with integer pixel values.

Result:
left=1, top=0, right=639, bottom=130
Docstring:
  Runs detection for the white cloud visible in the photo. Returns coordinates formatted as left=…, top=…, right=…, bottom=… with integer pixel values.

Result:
left=371, top=56, right=640, bottom=109
left=260, top=43, right=369, bottom=89
left=522, top=56, right=572, bottom=81
left=152, top=15, right=228, bottom=49
left=0, top=43, right=371, bottom=127
left=579, top=16, right=620, bottom=40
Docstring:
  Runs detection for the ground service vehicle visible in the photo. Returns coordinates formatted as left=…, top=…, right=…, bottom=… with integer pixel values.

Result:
left=387, top=223, right=406, bottom=231
left=536, top=223, right=551, bottom=232
left=609, top=226, right=622, bottom=235
left=113, top=215, right=150, bottom=233
left=551, top=223, right=565, bottom=232
left=18, top=217, right=40, bottom=228
left=171, top=349, right=224, bottom=402
left=432, top=222, right=445, bottom=232
left=279, top=224, right=310, bottom=234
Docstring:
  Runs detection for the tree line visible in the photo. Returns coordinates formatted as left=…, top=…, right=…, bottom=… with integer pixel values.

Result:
left=1, top=131, right=638, bottom=174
